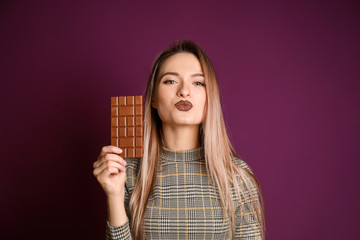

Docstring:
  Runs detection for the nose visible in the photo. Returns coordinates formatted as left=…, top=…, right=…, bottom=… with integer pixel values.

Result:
left=177, top=82, right=191, bottom=98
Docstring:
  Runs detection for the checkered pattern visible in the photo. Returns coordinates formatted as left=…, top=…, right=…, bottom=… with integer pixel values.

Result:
left=106, top=147, right=262, bottom=239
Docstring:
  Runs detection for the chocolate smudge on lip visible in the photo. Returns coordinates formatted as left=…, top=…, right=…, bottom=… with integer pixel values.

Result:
left=175, top=100, right=193, bottom=111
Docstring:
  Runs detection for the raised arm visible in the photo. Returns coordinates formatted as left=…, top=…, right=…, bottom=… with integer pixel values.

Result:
left=93, top=146, right=132, bottom=239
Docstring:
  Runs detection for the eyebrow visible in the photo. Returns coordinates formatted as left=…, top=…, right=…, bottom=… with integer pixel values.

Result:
left=160, top=72, right=204, bottom=79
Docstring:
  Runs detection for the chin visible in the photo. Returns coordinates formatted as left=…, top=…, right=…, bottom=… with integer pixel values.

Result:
left=174, top=120, right=202, bottom=126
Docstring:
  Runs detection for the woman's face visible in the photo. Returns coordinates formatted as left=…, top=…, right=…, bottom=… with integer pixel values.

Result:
left=152, top=53, right=207, bottom=128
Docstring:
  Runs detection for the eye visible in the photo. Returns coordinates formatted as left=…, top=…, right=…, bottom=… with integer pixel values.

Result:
left=194, top=81, right=206, bottom=87
left=164, top=80, right=176, bottom=84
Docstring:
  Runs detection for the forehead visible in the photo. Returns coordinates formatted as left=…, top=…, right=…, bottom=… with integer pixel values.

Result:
left=159, top=53, right=203, bottom=74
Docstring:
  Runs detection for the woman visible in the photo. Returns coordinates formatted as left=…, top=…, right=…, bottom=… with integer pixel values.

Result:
left=93, top=40, right=265, bottom=239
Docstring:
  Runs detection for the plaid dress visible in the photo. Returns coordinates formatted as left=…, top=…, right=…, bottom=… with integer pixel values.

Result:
left=106, top=147, right=262, bottom=239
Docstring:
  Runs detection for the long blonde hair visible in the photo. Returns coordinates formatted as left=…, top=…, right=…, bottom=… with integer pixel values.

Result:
left=129, top=40, right=265, bottom=239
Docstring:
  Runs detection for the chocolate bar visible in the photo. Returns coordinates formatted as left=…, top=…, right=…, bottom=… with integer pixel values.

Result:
left=111, top=96, right=143, bottom=158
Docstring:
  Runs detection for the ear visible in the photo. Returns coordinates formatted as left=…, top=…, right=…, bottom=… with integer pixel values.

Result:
left=151, top=97, right=157, bottom=109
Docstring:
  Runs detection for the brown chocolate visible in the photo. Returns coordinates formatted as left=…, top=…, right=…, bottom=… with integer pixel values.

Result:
left=111, top=96, right=143, bottom=158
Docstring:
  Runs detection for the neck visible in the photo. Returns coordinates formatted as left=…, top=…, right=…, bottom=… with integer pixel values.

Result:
left=162, top=123, right=200, bottom=150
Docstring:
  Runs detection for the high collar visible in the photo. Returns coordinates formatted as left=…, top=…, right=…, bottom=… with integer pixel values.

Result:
left=161, top=146, right=205, bottom=162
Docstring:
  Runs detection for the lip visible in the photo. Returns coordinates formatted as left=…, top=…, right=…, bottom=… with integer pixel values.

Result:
left=175, top=100, right=193, bottom=111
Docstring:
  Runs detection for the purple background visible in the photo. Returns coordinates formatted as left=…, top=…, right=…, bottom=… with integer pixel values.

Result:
left=1, top=0, right=359, bottom=239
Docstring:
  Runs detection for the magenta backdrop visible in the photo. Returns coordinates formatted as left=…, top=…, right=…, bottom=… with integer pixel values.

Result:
left=1, top=0, right=359, bottom=239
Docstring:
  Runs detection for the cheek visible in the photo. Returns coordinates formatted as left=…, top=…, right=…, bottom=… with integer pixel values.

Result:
left=157, top=92, right=171, bottom=106
left=156, top=89, right=174, bottom=111
left=200, top=92, right=207, bottom=116
left=198, top=90, right=207, bottom=108
left=155, top=87, right=166, bottom=102
left=202, top=101, right=207, bottom=119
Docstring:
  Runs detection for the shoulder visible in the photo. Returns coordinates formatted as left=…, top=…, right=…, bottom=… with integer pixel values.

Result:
left=231, top=155, right=254, bottom=175
left=231, top=156, right=259, bottom=195
left=231, top=156, right=261, bottom=209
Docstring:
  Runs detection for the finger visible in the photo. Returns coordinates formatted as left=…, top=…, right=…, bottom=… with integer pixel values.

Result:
left=96, top=146, right=122, bottom=161
left=94, top=153, right=127, bottom=169
left=93, top=160, right=126, bottom=177
left=100, top=146, right=123, bottom=156
left=94, top=166, right=119, bottom=179
left=95, top=151, right=126, bottom=169
left=94, top=161, right=126, bottom=175
left=95, top=166, right=120, bottom=183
